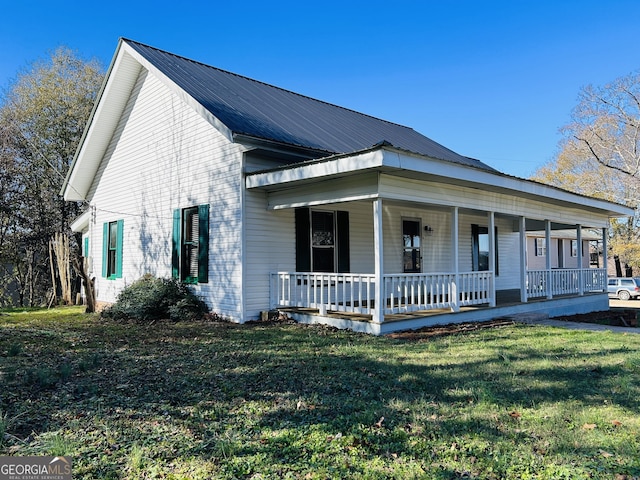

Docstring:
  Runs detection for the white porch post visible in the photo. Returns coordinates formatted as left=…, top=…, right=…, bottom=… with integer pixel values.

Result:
left=488, top=211, right=496, bottom=307
left=519, top=216, right=528, bottom=303
left=577, top=224, right=584, bottom=295
left=602, top=227, right=608, bottom=291
left=373, top=198, right=385, bottom=323
left=545, top=220, right=552, bottom=299
left=451, top=207, right=460, bottom=312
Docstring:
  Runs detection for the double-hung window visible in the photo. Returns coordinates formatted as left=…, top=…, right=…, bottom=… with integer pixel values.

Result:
left=535, top=238, right=546, bottom=257
left=172, top=204, right=209, bottom=283
left=102, top=219, right=123, bottom=279
left=295, top=207, right=349, bottom=273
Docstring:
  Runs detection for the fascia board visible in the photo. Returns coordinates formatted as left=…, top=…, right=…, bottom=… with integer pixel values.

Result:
left=70, top=210, right=91, bottom=233
left=247, top=145, right=634, bottom=219
left=63, top=40, right=142, bottom=201
left=245, top=149, right=384, bottom=188
left=378, top=148, right=634, bottom=217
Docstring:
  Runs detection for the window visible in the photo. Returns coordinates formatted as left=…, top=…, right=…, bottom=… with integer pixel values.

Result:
left=472, top=225, right=498, bottom=274
left=571, top=240, right=578, bottom=257
left=102, top=219, right=123, bottom=279
left=312, top=211, right=335, bottom=272
left=172, top=205, right=209, bottom=283
left=535, top=238, right=546, bottom=257
left=403, top=219, right=421, bottom=273
left=295, top=208, right=349, bottom=273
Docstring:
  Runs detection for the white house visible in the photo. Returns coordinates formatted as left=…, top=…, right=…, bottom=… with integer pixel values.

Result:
left=62, top=39, right=633, bottom=335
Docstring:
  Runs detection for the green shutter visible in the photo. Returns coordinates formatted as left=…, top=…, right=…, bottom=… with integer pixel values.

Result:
left=295, top=208, right=310, bottom=272
left=84, top=237, right=89, bottom=257
left=102, top=222, right=108, bottom=278
left=115, top=219, right=124, bottom=278
left=197, top=204, right=209, bottom=283
left=337, top=210, right=350, bottom=273
left=172, top=209, right=181, bottom=279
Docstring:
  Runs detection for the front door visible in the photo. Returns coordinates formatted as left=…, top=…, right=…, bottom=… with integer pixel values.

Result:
left=403, top=219, right=421, bottom=273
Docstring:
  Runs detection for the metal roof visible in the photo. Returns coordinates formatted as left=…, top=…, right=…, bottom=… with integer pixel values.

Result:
left=125, top=39, right=496, bottom=172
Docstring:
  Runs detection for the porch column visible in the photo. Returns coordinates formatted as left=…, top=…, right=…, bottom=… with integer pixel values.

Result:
left=451, top=207, right=460, bottom=312
left=545, top=220, right=552, bottom=299
left=519, top=216, right=528, bottom=303
left=602, top=227, right=608, bottom=292
left=577, top=224, right=584, bottom=295
left=488, top=211, right=496, bottom=307
left=373, top=198, right=385, bottom=323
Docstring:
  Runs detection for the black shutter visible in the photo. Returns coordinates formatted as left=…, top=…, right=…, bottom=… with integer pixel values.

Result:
left=337, top=210, right=350, bottom=273
left=295, top=208, right=310, bottom=272
left=197, top=204, right=209, bottom=283
left=471, top=224, right=479, bottom=271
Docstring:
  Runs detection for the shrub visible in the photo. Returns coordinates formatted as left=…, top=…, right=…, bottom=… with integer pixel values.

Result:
left=101, top=275, right=208, bottom=322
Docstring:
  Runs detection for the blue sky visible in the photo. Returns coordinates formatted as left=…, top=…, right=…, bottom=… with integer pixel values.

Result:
left=1, top=0, right=639, bottom=178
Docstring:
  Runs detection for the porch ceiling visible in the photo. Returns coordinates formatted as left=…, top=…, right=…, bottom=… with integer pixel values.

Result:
left=246, top=145, right=634, bottom=221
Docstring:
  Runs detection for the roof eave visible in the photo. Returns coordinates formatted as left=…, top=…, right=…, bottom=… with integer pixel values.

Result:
left=62, top=39, right=142, bottom=201
left=246, top=145, right=635, bottom=218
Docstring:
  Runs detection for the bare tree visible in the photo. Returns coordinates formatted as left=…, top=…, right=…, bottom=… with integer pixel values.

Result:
left=532, top=70, right=640, bottom=273
left=0, top=47, right=104, bottom=306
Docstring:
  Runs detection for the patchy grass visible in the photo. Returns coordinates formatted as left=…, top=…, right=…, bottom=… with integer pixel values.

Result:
left=1, top=307, right=639, bottom=479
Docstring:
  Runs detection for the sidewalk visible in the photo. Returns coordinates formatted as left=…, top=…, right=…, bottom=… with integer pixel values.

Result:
left=514, top=312, right=640, bottom=334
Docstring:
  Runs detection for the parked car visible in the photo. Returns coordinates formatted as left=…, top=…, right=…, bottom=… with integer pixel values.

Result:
left=607, top=277, right=640, bottom=300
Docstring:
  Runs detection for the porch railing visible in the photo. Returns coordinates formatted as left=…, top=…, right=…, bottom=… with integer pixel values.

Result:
left=270, top=271, right=494, bottom=316
left=270, top=272, right=376, bottom=315
left=526, top=268, right=606, bottom=298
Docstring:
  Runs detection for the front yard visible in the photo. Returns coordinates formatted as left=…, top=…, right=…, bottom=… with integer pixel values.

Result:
left=1, top=307, right=639, bottom=479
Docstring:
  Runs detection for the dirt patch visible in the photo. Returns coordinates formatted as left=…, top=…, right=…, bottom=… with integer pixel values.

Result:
left=554, top=309, right=638, bottom=328
left=387, top=319, right=517, bottom=341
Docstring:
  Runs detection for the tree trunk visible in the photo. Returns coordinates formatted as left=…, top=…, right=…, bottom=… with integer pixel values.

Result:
left=614, top=255, right=623, bottom=277
left=73, top=255, right=95, bottom=313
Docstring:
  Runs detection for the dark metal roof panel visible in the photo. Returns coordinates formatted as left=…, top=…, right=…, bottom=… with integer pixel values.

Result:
left=125, top=39, right=496, bottom=172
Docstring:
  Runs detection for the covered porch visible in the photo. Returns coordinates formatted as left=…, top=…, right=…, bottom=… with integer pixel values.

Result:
left=270, top=267, right=607, bottom=319
left=246, top=145, right=629, bottom=334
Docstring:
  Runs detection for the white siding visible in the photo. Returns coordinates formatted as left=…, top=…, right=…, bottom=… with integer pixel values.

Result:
left=87, top=68, right=246, bottom=320
left=243, top=198, right=526, bottom=320
left=243, top=193, right=376, bottom=320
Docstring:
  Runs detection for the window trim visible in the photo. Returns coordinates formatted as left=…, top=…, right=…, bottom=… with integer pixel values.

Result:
left=295, top=207, right=349, bottom=273
left=402, top=217, right=422, bottom=273
left=102, top=219, right=123, bottom=279
left=172, top=205, right=209, bottom=284
left=472, top=224, right=498, bottom=275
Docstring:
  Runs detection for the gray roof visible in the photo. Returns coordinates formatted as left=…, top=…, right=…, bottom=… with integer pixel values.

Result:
left=126, top=39, right=496, bottom=172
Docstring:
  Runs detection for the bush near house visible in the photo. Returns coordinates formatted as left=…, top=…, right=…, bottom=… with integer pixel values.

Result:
left=100, top=274, right=208, bottom=322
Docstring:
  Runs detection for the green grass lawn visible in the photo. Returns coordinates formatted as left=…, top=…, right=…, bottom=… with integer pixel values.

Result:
left=1, top=307, right=639, bottom=479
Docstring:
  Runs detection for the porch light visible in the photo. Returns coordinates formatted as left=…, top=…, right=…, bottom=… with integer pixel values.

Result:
left=424, top=225, right=434, bottom=236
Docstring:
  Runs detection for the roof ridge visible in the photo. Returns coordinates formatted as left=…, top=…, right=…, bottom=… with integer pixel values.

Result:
left=122, top=38, right=417, bottom=131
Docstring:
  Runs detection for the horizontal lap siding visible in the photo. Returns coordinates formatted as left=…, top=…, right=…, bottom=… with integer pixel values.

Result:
left=242, top=193, right=375, bottom=320
left=383, top=205, right=453, bottom=273
left=88, top=69, right=245, bottom=319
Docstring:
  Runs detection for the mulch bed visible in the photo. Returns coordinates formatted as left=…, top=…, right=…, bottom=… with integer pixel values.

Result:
left=387, top=319, right=517, bottom=341
left=554, top=309, right=638, bottom=328
left=388, top=309, right=639, bottom=341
